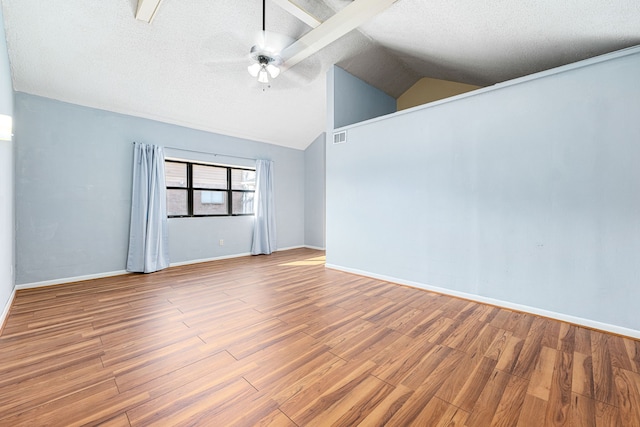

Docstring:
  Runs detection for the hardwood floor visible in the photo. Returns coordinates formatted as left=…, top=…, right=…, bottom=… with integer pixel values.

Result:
left=1, top=248, right=639, bottom=426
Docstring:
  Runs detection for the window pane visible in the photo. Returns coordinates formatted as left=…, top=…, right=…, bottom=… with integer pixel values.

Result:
left=193, top=165, right=227, bottom=189
left=167, top=189, right=188, bottom=216
left=194, top=190, right=227, bottom=215
left=231, top=169, right=256, bottom=191
left=232, top=191, right=254, bottom=215
left=165, top=162, right=187, bottom=187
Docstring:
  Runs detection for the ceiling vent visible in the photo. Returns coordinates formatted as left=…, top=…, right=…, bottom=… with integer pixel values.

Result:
left=333, top=130, right=347, bottom=144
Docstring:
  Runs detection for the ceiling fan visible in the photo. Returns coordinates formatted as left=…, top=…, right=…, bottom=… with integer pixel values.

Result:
left=247, top=0, right=283, bottom=85
left=201, top=0, right=399, bottom=89
left=201, top=1, right=315, bottom=91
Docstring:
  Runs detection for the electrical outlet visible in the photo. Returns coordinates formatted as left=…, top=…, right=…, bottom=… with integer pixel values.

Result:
left=219, top=239, right=224, bottom=246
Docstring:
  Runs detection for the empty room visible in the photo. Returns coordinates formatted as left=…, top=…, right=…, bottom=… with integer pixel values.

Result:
left=1, top=0, right=640, bottom=425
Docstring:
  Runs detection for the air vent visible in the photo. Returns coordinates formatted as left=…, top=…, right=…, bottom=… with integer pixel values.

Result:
left=333, top=131, right=347, bottom=144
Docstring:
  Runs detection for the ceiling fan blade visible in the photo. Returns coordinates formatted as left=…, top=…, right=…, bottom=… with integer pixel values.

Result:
left=203, top=59, right=252, bottom=76
left=266, top=56, right=321, bottom=90
left=253, top=30, right=295, bottom=55
left=200, top=32, right=249, bottom=64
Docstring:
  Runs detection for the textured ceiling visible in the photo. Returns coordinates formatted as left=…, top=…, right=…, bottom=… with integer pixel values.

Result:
left=2, top=0, right=639, bottom=149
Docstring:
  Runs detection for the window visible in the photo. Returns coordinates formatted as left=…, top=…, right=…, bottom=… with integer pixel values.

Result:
left=165, top=160, right=256, bottom=217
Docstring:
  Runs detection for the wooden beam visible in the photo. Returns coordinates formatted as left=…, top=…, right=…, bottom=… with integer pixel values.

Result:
left=271, top=0, right=322, bottom=28
left=281, top=0, right=398, bottom=70
left=136, top=0, right=164, bottom=23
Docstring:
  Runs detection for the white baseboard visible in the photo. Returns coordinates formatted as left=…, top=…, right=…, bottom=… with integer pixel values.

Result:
left=16, top=270, right=129, bottom=290
left=17, top=250, right=274, bottom=287
left=172, top=247, right=323, bottom=266
left=325, top=263, right=640, bottom=340
left=0, top=287, right=16, bottom=332
left=276, top=245, right=305, bottom=251
left=276, top=245, right=325, bottom=251
left=172, top=247, right=326, bottom=267
left=172, top=247, right=325, bottom=266
left=170, top=252, right=252, bottom=267
left=15, top=249, right=305, bottom=289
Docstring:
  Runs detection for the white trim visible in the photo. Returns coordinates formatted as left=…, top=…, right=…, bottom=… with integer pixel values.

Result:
left=172, top=247, right=323, bottom=266
left=304, top=245, right=326, bottom=251
left=276, top=245, right=305, bottom=251
left=15, top=270, right=129, bottom=290
left=325, top=263, right=640, bottom=340
left=169, top=252, right=252, bottom=267
left=14, top=247, right=312, bottom=290
left=334, top=45, right=640, bottom=134
left=0, top=287, right=16, bottom=331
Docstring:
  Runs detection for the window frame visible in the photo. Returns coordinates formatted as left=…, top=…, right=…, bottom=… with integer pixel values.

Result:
left=165, top=159, right=256, bottom=218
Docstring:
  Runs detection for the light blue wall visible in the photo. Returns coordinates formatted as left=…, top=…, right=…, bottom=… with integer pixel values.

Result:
left=14, top=93, right=305, bottom=285
left=332, top=66, right=396, bottom=129
left=327, top=48, right=640, bottom=334
left=322, top=65, right=397, bottom=247
left=0, top=6, right=15, bottom=319
left=304, top=133, right=325, bottom=249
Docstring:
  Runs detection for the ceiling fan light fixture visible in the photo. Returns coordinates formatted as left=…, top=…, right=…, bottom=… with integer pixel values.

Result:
left=249, top=51, right=281, bottom=83
left=248, top=0, right=283, bottom=86
left=266, top=63, right=280, bottom=78
left=257, top=68, right=269, bottom=83
left=247, top=62, right=262, bottom=77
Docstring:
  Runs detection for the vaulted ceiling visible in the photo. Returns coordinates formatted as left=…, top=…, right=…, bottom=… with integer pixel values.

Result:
left=2, top=0, right=639, bottom=149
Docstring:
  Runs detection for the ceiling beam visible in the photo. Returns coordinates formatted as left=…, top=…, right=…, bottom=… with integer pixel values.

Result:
left=135, top=0, right=164, bottom=23
left=281, top=0, right=398, bottom=70
left=271, top=0, right=321, bottom=28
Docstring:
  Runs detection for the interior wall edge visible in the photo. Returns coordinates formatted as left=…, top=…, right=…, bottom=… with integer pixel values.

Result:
left=325, top=263, right=640, bottom=341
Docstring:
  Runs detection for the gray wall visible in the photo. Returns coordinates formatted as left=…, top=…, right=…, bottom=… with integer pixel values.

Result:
left=333, top=66, right=396, bottom=129
left=0, top=5, right=14, bottom=316
left=14, top=93, right=305, bottom=285
left=304, top=133, right=326, bottom=249
left=326, top=48, right=640, bottom=334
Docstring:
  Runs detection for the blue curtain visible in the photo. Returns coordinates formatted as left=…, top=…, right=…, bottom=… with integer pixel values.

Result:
left=251, top=159, right=277, bottom=255
left=126, top=142, right=170, bottom=273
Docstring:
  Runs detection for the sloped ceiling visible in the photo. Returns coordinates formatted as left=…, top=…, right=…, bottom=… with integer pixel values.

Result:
left=1, top=0, right=639, bottom=149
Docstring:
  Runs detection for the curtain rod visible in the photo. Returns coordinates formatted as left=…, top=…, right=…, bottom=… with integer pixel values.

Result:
left=133, top=142, right=260, bottom=162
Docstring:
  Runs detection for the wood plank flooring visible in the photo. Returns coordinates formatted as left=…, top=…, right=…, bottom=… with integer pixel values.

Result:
left=1, top=248, right=639, bottom=426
